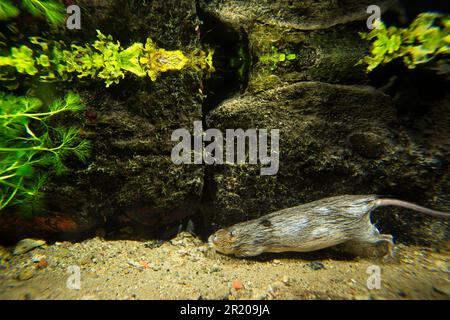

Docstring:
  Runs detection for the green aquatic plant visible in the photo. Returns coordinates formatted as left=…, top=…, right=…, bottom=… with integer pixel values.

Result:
left=0, top=0, right=20, bottom=20
left=0, top=92, right=90, bottom=212
left=230, top=46, right=251, bottom=81
left=0, top=30, right=215, bottom=87
left=259, top=46, right=296, bottom=71
left=0, top=45, right=38, bottom=76
left=359, top=12, right=450, bottom=73
left=0, top=0, right=65, bottom=25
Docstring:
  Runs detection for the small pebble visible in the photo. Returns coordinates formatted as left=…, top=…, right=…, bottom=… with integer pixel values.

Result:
left=31, top=254, right=46, bottom=263
left=432, top=284, right=450, bottom=296
left=128, top=260, right=144, bottom=269
left=269, top=281, right=285, bottom=292
left=397, top=290, right=407, bottom=298
left=36, top=258, right=48, bottom=269
left=14, top=239, right=46, bottom=255
left=150, top=264, right=161, bottom=271
left=24, top=293, right=33, bottom=300
left=210, top=264, right=221, bottom=273
left=231, top=279, right=244, bottom=290
left=17, top=268, right=35, bottom=281
left=0, top=246, right=12, bottom=261
left=306, top=261, right=325, bottom=270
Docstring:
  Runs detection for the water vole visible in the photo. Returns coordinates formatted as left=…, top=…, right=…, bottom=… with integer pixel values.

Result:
left=208, top=195, right=449, bottom=257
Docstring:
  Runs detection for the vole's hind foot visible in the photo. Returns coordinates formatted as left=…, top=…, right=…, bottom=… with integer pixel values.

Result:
left=379, top=234, right=399, bottom=263
left=383, top=253, right=399, bottom=264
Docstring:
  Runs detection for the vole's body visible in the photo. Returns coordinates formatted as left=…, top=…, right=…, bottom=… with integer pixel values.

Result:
left=208, top=195, right=449, bottom=257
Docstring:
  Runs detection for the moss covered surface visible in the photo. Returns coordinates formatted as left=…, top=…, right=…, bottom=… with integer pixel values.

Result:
left=0, top=0, right=206, bottom=241
left=206, top=82, right=449, bottom=244
left=199, top=0, right=395, bottom=31
left=202, top=0, right=449, bottom=245
left=248, top=23, right=369, bottom=93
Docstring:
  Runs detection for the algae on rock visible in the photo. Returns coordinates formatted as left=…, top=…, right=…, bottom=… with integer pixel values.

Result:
left=201, top=0, right=449, bottom=245
left=0, top=0, right=208, bottom=240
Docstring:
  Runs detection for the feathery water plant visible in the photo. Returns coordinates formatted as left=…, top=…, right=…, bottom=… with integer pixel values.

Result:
left=0, top=92, right=90, bottom=212
left=0, top=0, right=20, bottom=20
left=0, top=0, right=65, bottom=25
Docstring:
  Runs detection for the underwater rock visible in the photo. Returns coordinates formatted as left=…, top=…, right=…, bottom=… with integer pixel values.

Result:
left=206, top=81, right=449, bottom=244
left=432, top=284, right=450, bottom=297
left=305, top=262, right=325, bottom=271
left=70, top=0, right=205, bottom=230
left=202, top=0, right=449, bottom=246
left=333, top=240, right=389, bottom=258
left=0, top=0, right=206, bottom=240
left=200, top=0, right=400, bottom=92
left=13, top=239, right=46, bottom=255
left=199, top=0, right=397, bottom=31
left=206, top=82, right=395, bottom=224
left=347, top=132, right=386, bottom=159
left=17, top=268, right=35, bottom=281
left=246, top=23, right=370, bottom=92
left=0, top=246, right=11, bottom=261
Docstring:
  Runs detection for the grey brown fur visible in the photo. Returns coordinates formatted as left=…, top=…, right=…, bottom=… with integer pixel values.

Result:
left=208, top=195, right=450, bottom=257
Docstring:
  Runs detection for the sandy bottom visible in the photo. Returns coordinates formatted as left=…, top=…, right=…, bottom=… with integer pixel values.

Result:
left=0, top=232, right=448, bottom=300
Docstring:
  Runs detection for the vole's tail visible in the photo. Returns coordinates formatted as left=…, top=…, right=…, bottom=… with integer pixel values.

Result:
left=375, top=198, right=450, bottom=219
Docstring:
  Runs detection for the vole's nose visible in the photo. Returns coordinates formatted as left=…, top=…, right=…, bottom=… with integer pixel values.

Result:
left=207, top=234, right=217, bottom=248
left=211, top=234, right=218, bottom=244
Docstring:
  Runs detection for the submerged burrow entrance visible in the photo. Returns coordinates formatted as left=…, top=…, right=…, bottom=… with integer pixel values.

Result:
left=191, top=6, right=251, bottom=239
left=197, top=4, right=250, bottom=115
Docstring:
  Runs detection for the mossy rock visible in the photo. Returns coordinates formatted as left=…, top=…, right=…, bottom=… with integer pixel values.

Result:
left=200, top=0, right=448, bottom=246
left=206, top=81, right=449, bottom=245
left=0, top=0, right=206, bottom=241
left=199, top=0, right=396, bottom=31
left=67, top=0, right=205, bottom=226
left=248, top=23, right=370, bottom=93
